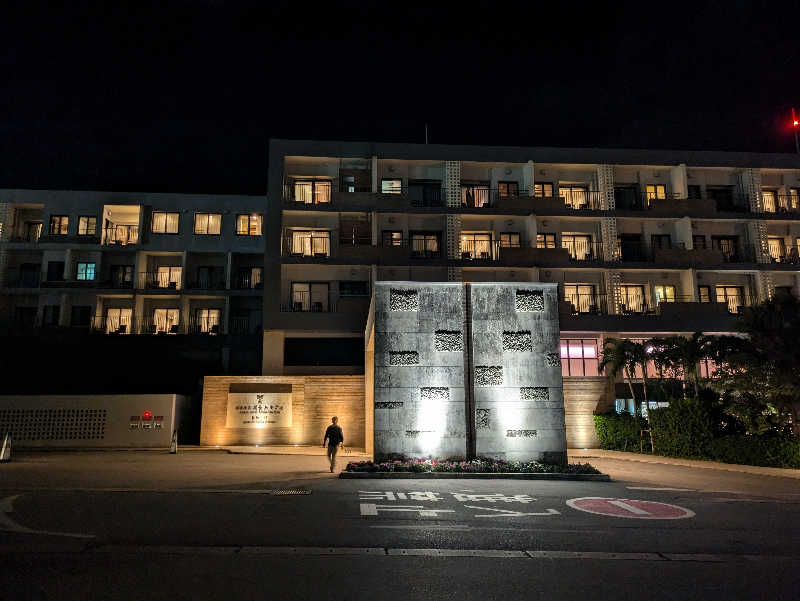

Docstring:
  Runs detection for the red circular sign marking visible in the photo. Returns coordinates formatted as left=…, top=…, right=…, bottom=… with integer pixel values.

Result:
left=566, top=497, right=695, bottom=519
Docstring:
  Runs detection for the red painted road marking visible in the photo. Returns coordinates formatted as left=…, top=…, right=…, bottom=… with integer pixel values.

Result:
left=566, top=497, right=695, bottom=519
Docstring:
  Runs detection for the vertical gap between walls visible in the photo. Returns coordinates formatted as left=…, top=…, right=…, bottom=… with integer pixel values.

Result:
left=463, top=282, right=476, bottom=460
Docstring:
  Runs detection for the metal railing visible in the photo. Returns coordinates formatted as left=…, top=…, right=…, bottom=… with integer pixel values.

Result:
left=232, top=272, right=263, bottom=289
left=459, top=238, right=499, bottom=260
left=136, top=271, right=182, bottom=290
left=281, top=291, right=334, bottom=313
left=459, top=187, right=531, bottom=208
left=766, top=245, right=800, bottom=264
left=562, top=240, right=604, bottom=262
left=185, top=272, right=226, bottom=290
left=761, top=194, right=800, bottom=214
left=560, top=190, right=604, bottom=210
left=408, top=187, right=445, bottom=208
left=229, top=316, right=260, bottom=335
left=283, top=234, right=332, bottom=257
left=102, top=225, right=138, bottom=246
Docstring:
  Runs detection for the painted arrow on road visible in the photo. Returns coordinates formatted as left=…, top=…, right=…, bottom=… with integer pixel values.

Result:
left=463, top=505, right=561, bottom=518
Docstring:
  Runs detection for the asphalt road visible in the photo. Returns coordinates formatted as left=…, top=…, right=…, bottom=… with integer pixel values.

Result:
left=1, top=452, right=799, bottom=600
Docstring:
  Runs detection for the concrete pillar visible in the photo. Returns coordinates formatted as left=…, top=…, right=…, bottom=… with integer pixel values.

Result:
left=371, top=156, right=378, bottom=193
left=94, top=296, right=104, bottom=330
left=525, top=215, right=537, bottom=248
left=680, top=269, right=698, bottom=301
left=58, top=293, right=70, bottom=326
left=223, top=295, right=230, bottom=334
left=262, top=330, right=285, bottom=375
left=63, top=249, right=74, bottom=280
left=180, top=295, right=191, bottom=334
left=134, top=294, right=145, bottom=333
left=371, top=211, right=378, bottom=245
left=670, top=163, right=688, bottom=199
left=676, top=217, right=693, bottom=249
left=523, top=160, right=534, bottom=195
left=225, top=252, right=232, bottom=289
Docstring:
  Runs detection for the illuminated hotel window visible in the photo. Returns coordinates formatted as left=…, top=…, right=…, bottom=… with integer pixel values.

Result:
left=563, top=284, right=596, bottom=313
left=561, top=234, right=593, bottom=260
left=194, top=213, right=222, bottom=235
left=382, top=230, right=403, bottom=246
left=767, top=236, right=785, bottom=261
left=560, top=339, right=599, bottom=377
left=156, top=266, right=182, bottom=289
left=294, top=180, right=331, bottom=204
left=381, top=179, right=402, bottom=194
left=153, top=308, right=180, bottom=334
left=698, top=285, right=711, bottom=303
left=236, top=214, right=262, bottom=236
left=653, top=285, right=676, bottom=303
left=76, top=262, right=96, bottom=281
left=716, top=286, right=744, bottom=314
left=498, top=181, right=519, bottom=197
left=537, top=233, right=556, bottom=248
left=152, top=211, right=179, bottom=234
left=762, top=189, right=777, bottom=212
left=559, top=185, right=588, bottom=209
left=195, top=308, right=220, bottom=334
left=290, top=230, right=330, bottom=257
left=49, top=215, right=69, bottom=235
left=105, top=308, right=132, bottom=334
left=78, top=216, right=97, bottom=236
left=645, top=184, right=667, bottom=203
left=533, top=182, right=553, bottom=198
left=500, top=232, right=521, bottom=248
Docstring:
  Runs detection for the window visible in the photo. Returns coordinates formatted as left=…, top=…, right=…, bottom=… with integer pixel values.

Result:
left=563, top=284, right=597, bottom=314
left=156, top=266, right=182, bottom=289
left=561, top=234, right=594, bottom=260
left=152, top=211, right=179, bottom=234
left=762, top=189, right=777, bottom=213
left=105, top=308, right=132, bottom=334
left=76, top=262, right=96, bottom=281
left=293, top=180, right=331, bottom=204
left=236, top=214, right=262, bottom=236
left=560, top=339, right=600, bottom=377
left=653, top=284, right=676, bottom=303
left=342, top=175, right=356, bottom=193
left=49, top=215, right=69, bottom=235
left=339, top=280, right=370, bottom=297
left=24, top=221, right=42, bottom=242
left=290, top=230, right=331, bottom=257
left=408, top=181, right=442, bottom=207
left=698, top=285, right=711, bottom=303
left=498, top=181, right=519, bottom=197
left=499, top=232, right=521, bottom=248
left=195, top=309, right=221, bottom=334
left=711, top=236, right=738, bottom=260
left=382, top=231, right=403, bottom=246
left=18, top=263, right=40, bottom=287
left=195, top=266, right=223, bottom=289
left=194, top=213, right=222, bottom=235
left=236, top=266, right=262, bottom=289
left=42, top=305, right=60, bottom=327
left=533, top=183, right=553, bottom=198
left=614, top=185, right=640, bottom=209
left=46, top=261, right=65, bottom=282
left=651, top=234, right=671, bottom=250
left=537, top=233, right=556, bottom=248
left=381, top=179, right=402, bottom=194
left=152, top=308, right=180, bottom=334
left=559, top=185, right=589, bottom=209
left=460, top=232, right=493, bottom=259
left=291, top=282, right=329, bottom=312
left=110, top=265, right=133, bottom=287
left=687, top=185, right=702, bottom=200
left=70, top=306, right=92, bottom=327
left=716, top=286, right=744, bottom=314
left=77, top=216, right=97, bottom=236
left=692, top=235, right=707, bottom=249
left=790, top=188, right=800, bottom=210
left=411, top=232, right=440, bottom=257
left=619, top=285, right=646, bottom=313
left=645, top=184, right=667, bottom=203
left=767, top=236, right=786, bottom=262
left=461, top=183, right=490, bottom=208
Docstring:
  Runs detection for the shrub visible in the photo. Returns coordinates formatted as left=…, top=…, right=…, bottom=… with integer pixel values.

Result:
left=593, top=412, right=646, bottom=451
left=344, top=458, right=600, bottom=474
left=708, top=434, right=800, bottom=468
left=648, top=397, right=714, bottom=458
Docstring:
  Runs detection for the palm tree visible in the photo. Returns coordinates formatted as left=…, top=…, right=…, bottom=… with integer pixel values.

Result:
left=600, top=338, right=642, bottom=415
left=650, top=333, right=715, bottom=399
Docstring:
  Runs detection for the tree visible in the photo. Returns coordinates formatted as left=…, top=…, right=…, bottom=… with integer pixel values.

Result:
left=600, top=338, right=649, bottom=415
left=649, top=333, right=715, bottom=399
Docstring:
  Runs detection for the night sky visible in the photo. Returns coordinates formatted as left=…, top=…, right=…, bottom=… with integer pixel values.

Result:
left=2, top=0, right=799, bottom=194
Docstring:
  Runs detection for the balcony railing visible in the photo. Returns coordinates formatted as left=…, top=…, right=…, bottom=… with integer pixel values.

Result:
left=185, top=273, right=226, bottom=290
left=561, top=294, right=702, bottom=316
left=103, top=225, right=139, bottom=246
left=563, top=240, right=604, bottom=262
left=460, top=188, right=531, bottom=209
left=283, top=235, right=332, bottom=257
left=460, top=239, right=499, bottom=260
left=560, top=190, right=604, bottom=210
left=281, top=291, right=334, bottom=313
left=766, top=246, right=800, bottom=264
left=136, top=271, right=182, bottom=290
left=233, top=272, right=264, bottom=289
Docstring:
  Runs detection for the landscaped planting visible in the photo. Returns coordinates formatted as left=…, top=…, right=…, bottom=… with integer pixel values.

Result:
left=345, top=458, right=600, bottom=474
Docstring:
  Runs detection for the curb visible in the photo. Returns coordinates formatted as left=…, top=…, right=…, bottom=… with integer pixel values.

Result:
left=339, top=472, right=610, bottom=480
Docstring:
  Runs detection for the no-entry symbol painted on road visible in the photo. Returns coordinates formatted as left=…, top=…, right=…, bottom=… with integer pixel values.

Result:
left=566, top=497, right=695, bottom=520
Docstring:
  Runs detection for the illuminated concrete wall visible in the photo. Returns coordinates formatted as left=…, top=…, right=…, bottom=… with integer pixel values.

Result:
left=372, top=281, right=566, bottom=463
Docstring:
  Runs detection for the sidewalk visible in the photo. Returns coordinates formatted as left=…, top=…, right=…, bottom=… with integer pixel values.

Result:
left=569, top=448, right=800, bottom=480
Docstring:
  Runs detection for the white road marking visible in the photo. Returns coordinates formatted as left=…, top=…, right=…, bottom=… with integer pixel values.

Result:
left=607, top=500, right=650, bottom=515
left=626, top=487, right=695, bottom=492
left=370, top=525, right=472, bottom=531
left=0, top=495, right=95, bottom=539
left=526, top=550, right=664, bottom=561
left=463, top=505, right=560, bottom=518
left=387, top=549, right=527, bottom=557
left=359, top=504, right=455, bottom=517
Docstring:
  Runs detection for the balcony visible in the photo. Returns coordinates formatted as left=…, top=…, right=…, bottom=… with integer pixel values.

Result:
left=282, top=233, right=332, bottom=258
left=102, top=225, right=138, bottom=246
left=232, top=272, right=264, bottom=290
left=185, top=271, right=227, bottom=290
left=5, top=270, right=41, bottom=288
left=136, top=271, right=182, bottom=290
left=283, top=177, right=431, bottom=210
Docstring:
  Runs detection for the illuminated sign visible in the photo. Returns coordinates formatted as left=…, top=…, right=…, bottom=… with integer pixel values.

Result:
left=225, top=392, right=292, bottom=428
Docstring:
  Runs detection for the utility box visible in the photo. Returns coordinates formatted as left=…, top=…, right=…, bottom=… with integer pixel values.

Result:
left=0, top=394, right=189, bottom=448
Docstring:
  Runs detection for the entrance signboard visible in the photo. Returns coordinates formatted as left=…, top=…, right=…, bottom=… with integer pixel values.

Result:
left=225, top=392, right=292, bottom=428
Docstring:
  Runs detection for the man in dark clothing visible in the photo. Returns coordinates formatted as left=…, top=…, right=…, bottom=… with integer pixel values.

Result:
left=322, top=416, right=344, bottom=473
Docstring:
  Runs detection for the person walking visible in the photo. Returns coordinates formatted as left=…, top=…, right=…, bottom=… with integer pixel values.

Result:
left=322, top=416, right=344, bottom=473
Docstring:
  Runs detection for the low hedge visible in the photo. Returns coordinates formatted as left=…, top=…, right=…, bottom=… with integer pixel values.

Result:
left=345, top=458, right=600, bottom=474
left=647, top=397, right=714, bottom=458
left=593, top=412, right=646, bottom=451
left=708, top=435, right=800, bottom=469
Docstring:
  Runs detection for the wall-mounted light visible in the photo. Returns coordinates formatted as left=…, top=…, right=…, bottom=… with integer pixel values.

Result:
left=505, top=168, right=512, bottom=175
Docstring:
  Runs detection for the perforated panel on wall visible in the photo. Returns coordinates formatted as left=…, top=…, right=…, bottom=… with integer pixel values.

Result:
left=596, top=164, right=615, bottom=210
left=0, top=408, right=107, bottom=441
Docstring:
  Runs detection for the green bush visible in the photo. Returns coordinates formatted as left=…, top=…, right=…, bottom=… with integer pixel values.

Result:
left=593, top=412, right=646, bottom=451
left=708, top=435, right=800, bottom=468
left=648, top=397, right=714, bottom=458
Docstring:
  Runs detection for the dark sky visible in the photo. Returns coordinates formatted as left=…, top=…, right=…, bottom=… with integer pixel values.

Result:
left=2, top=0, right=799, bottom=194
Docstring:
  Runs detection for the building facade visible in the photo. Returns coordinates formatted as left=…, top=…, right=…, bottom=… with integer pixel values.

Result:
left=3, top=140, right=800, bottom=447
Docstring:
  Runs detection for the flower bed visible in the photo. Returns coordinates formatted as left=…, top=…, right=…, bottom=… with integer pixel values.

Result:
left=344, top=458, right=600, bottom=474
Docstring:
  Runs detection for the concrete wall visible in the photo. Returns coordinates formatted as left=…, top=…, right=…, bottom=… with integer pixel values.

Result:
left=371, top=281, right=567, bottom=463
left=200, top=375, right=365, bottom=448
left=562, top=377, right=614, bottom=449
left=0, top=394, right=186, bottom=448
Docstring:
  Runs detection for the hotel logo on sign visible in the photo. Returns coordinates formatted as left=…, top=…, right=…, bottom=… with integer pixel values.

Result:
left=225, top=392, right=292, bottom=428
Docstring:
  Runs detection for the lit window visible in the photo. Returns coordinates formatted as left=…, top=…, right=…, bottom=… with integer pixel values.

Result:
left=152, top=308, right=180, bottom=334
left=716, top=286, right=744, bottom=314
left=156, top=266, right=182, bottom=289
left=563, top=284, right=596, bottom=313
left=194, top=213, right=222, bottom=235
left=561, top=234, right=593, bottom=260
left=381, top=179, right=402, bottom=194
left=654, top=285, right=676, bottom=303
left=152, top=211, right=179, bottom=234
left=49, top=215, right=69, bottom=235
left=382, top=231, right=403, bottom=246
left=645, top=184, right=667, bottom=201
left=559, top=185, right=589, bottom=209
left=76, top=262, right=96, bottom=281
left=762, top=189, right=777, bottom=213
left=537, top=233, right=556, bottom=248
left=559, top=339, right=599, bottom=377
left=698, top=285, right=711, bottom=303
left=78, top=216, right=97, bottom=236
left=293, top=180, right=331, bottom=204
left=767, top=236, right=786, bottom=262
left=195, top=308, right=221, bottom=334
left=236, top=214, right=262, bottom=236
left=533, top=183, right=553, bottom=198
left=498, top=182, right=519, bottom=197
left=290, top=230, right=330, bottom=257
left=105, top=308, right=132, bottom=334
left=500, top=232, right=521, bottom=248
